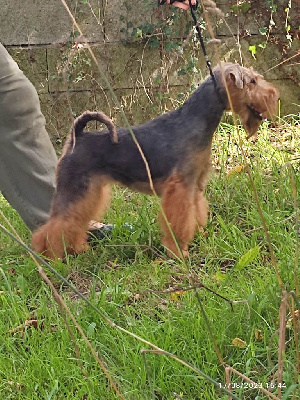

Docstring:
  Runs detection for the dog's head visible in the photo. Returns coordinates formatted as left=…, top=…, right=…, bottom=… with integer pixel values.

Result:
left=219, top=63, right=279, bottom=138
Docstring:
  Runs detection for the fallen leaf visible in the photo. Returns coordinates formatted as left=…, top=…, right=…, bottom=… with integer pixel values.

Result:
left=254, top=329, right=264, bottom=340
left=170, top=291, right=185, bottom=302
left=232, top=337, right=247, bottom=348
left=8, top=319, right=41, bottom=336
left=227, top=165, right=244, bottom=178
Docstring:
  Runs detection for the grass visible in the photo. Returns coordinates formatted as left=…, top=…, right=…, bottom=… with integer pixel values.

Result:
left=0, top=116, right=299, bottom=400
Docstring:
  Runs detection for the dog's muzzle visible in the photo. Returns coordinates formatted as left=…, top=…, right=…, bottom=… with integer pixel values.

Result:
left=248, top=105, right=263, bottom=121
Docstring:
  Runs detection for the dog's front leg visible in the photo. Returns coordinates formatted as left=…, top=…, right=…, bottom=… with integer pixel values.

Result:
left=159, top=174, right=197, bottom=258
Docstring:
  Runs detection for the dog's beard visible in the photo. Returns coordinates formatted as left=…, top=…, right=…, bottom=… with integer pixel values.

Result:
left=238, top=106, right=264, bottom=139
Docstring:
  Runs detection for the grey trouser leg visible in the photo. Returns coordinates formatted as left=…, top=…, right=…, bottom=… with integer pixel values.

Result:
left=0, top=43, right=57, bottom=231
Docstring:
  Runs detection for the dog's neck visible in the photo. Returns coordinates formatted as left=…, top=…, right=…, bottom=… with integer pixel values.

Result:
left=184, top=74, right=227, bottom=112
left=176, top=75, right=227, bottom=142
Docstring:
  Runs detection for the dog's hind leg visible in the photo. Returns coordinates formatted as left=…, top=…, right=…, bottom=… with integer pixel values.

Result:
left=89, top=183, right=111, bottom=223
left=159, top=175, right=197, bottom=258
left=32, top=178, right=111, bottom=259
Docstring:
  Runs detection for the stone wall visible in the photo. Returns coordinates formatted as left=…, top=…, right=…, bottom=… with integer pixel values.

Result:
left=0, top=0, right=299, bottom=146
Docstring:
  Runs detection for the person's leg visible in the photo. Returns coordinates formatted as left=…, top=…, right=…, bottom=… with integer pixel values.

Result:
left=0, top=43, right=57, bottom=231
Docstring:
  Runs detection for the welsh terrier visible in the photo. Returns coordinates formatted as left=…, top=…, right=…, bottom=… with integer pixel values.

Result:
left=32, top=63, right=279, bottom=259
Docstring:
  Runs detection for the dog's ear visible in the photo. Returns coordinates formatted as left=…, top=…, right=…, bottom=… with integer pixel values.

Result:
left=229, top=67, right=244, bottom=89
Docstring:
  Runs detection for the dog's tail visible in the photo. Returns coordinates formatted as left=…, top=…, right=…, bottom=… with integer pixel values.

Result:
left=72, top=111, right=118, bottom=144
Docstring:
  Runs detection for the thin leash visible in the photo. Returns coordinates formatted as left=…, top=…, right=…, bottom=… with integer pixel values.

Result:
left=158, top=0, right=218, bottom=90
left=159, top=1, right=230, bottom=152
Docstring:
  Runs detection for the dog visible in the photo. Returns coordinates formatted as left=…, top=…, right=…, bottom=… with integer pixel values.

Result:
left=32, top=63, right=279, bottom=259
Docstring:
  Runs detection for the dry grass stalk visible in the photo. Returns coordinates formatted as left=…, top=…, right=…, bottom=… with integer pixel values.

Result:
left=225, top=366, right=232, bottom=400
left=225, top=366, right=280, bottom=400
left=277, top=292, right=288, bottom=398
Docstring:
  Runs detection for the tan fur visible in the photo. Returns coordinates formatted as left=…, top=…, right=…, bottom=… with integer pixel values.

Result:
left=159, top=175, right=197, bottom=258
left=32, top=181, right=111, bottom=259
left=223, top=65, right=279, bottom=137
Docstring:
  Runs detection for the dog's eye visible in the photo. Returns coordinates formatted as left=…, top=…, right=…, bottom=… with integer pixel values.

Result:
left=250, top=78, right=256, bottom=84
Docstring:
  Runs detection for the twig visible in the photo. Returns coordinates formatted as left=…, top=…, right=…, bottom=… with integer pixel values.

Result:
left=278, top=291, right=288, bottom=398
left=244, top=215, right=294, bottom=234
left=150, top=282, right=235, bottom=310
left=225, top=366, right=280, bottom=400
left=225, top=366, right=232, bottom=400
left=141, top=349, right=240, bottom=400
left=161, top=29, right=194, bottom=82
left=194, top=290, right=225, bottom=365
left=8, top=319, right=39, bottom=335
left=266, top=51, right=300, bottom=73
